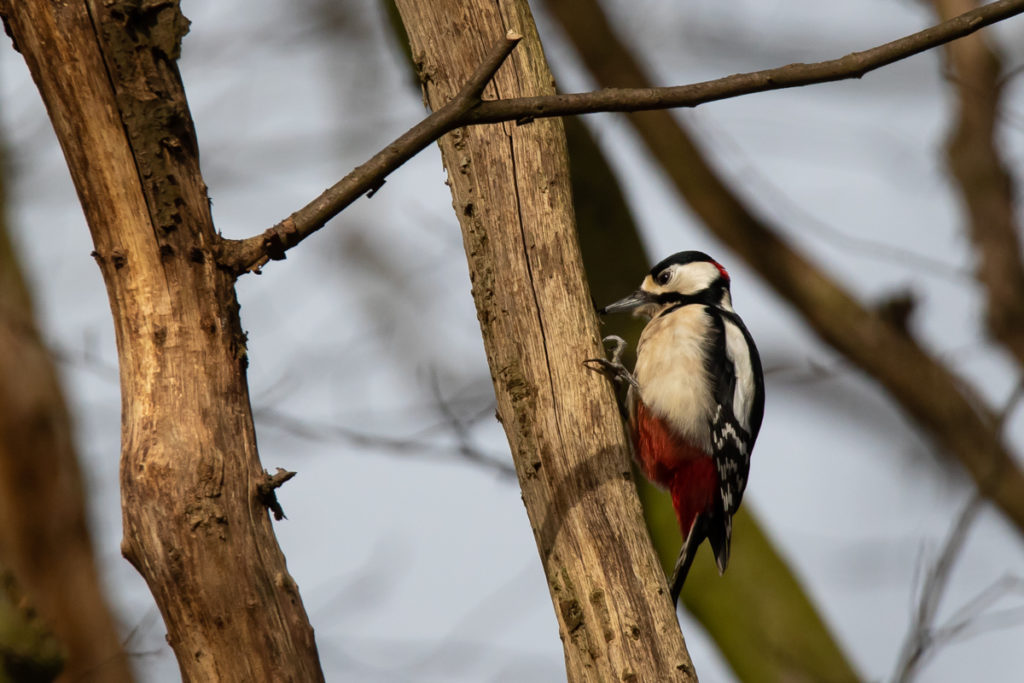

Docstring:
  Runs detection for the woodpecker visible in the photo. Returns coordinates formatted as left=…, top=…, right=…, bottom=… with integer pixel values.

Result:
left=587, top=251, right=764, bottom=602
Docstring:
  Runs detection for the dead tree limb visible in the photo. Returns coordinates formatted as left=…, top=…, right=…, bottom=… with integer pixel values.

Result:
left=0, top=2, right=322, bottom=679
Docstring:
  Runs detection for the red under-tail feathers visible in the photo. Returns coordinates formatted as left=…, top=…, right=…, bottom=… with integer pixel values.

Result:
left=633, top=400, right=718, bottom=600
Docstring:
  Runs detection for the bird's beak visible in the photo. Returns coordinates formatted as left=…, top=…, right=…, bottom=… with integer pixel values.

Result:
left=598, top=290, right=656, bottom=315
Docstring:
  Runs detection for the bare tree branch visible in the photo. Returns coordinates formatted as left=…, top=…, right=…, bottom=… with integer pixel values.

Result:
left=887, top=497, right=1024, bottom=682
left=892, top=494, right=983, bottom=683
left=255, top=404, right=516, bottom=479
left=892, top=380, right=1024, bottom=683
left=932, top=0, right=1024, bottom=367
left=219, top=30, right=522, bottom=274
left=219, top=0, right=1024, bottom=274
left=426, top=371, right=514, bottom=477
left=706, top=136, right=970, bottom=282
left=934, top=575, right=1024, bottom=643
left=996, top=378, right=1024, bottom=430
left=466, top=0, right=1024, bottom=124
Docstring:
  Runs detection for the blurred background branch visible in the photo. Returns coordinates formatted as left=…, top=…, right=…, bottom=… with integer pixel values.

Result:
left=891, top=493, right=983, bottom=683
left=932, top=0, right=1024, bottom=368
left=0, top=137, right=133, bottom=680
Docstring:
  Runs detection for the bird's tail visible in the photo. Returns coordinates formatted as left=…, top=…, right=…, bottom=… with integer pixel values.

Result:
left=667, top=461, right=717, bottom=603
left=669, top=513, right=709, bottom=603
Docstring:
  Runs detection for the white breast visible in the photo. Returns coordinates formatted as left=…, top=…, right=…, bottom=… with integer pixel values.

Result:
left=634, top=306, right=715, bottom=451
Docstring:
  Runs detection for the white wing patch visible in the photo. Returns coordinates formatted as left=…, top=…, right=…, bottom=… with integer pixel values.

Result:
left=722, top=318, right=755, bottom=432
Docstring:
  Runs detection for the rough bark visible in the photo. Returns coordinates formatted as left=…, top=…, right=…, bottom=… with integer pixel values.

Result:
left=932, top=0, right=1024, bottom=368
left=0, top=2, right=322, bottom=680
left=393, top=2, right=696, bottom=680
left=0, top=151, right=133, bottom=681
left=544, top=0, right=1024, bottom=535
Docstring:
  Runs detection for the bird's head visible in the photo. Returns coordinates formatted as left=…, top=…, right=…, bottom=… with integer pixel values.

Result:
left=599, top=251, right=732, bottom=319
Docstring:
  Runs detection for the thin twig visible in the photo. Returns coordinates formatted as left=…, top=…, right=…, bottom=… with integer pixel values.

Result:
left=220, top=0, right=1024, bottom=274
left=891, top=493, right=983, bottom=683
left=467, top=0, right=1024, bottom=124
left=219, top=30, right=522, bottom=274
left=996, top=378, right=1024, bottom=432
left=704, top=126, right=969, bottom=281
left=934, top=575, right=1024, bottom=642
left=255, top=406, right=516, bottom=478
left=427, top=370, right=508, bottom=474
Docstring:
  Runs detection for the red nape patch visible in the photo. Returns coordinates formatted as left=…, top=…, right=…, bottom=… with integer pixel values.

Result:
left=670, top=460, right=717, bottom=538
left=633, top=401, right=708, bottom=488
left=712, top=260, right=730, bottom=282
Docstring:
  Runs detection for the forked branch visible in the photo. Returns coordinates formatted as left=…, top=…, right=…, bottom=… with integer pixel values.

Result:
left=219, top=0, right=1024, bottom=274
left=219, top=30, right=522, bottom=274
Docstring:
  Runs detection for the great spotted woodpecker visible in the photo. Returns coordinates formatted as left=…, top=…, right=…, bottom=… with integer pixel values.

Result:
left=587, top=251, right=764, bottom=602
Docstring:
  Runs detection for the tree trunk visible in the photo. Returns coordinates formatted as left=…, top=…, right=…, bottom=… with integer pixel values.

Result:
left=0, top=2, right=322, bottom=680
left=0, top=150, right=134, bottom=681
left=393, top=2, right=696, bottom=680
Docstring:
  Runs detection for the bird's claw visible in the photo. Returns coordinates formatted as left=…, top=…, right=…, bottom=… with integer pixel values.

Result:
left=584, top=335, right=639, bottom=390
left=603, top=335, right=627, bottom=366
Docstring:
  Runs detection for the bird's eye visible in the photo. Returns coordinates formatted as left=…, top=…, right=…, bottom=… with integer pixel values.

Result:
left=656, top=270, right=672, bottom=286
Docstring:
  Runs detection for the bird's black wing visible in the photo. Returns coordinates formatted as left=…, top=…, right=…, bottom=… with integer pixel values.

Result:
left=703, top=308, right=760, bottom=573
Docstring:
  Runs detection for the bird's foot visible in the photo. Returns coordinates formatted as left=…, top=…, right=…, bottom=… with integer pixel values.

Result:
left=584, top=335, right=639, bottom=391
